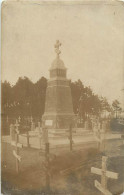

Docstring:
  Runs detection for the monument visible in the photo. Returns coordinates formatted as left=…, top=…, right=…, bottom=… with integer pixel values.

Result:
left=42, top=40, right=75, bottom=129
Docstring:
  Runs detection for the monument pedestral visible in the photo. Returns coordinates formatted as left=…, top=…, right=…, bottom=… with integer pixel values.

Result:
left=42, top=114, right=75, bottom=129
left=42, top=40, right=75, bottom=129
left=41, top=41, right=118, bottom=152
left=41, top=41, right=98, bottom=152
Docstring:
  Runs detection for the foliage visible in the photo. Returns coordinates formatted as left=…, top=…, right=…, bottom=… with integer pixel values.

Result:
left=1, top=77, right=47, bottom=118
left=1, top=76, right=120, bottom=120
left=112, top=99, right=122, bottom=118
left=70, top=79, right=102, bottom=118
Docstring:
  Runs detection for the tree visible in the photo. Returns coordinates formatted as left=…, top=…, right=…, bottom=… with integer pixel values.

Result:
left=1, top=81, right=12, bottom=134
left=12, top=77, right=34, bottom=117
left=70, top=79, right=84, bottom=114
left=34, top=77, right=47, bottom=117
left=1, top=81, right=12, bottom=116
left=70, top=80, right=102, bottom=120
left=112, top=100, right=122, bottom=118
left=99, top=97, right=112, bottom=118
left=2, top=77, right=113, bottom=122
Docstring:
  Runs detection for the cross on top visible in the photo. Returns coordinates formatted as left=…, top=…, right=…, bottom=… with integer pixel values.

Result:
left=54, top=40, right=62, bottom=58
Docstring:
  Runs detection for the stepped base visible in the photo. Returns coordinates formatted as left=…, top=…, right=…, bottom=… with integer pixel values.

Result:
left=42, top=113, right=75, bottom=129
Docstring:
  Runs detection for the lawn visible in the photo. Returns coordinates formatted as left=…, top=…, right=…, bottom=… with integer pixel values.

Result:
left=1, top=142, right=124, bottom=195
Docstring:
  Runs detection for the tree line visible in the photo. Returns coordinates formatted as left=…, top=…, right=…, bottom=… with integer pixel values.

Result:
left=1, top=76, right=122, bottom=120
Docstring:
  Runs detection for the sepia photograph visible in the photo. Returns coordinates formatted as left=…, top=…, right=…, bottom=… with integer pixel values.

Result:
left=1, top=1, right=124, bottom=194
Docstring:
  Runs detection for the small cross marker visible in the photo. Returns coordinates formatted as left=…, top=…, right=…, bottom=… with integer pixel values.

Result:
left=15, top=120, right=20, bottom=134
left=13, top=150, right=21, bottom=162
left=18, top=116, right=21, bottom=123
left=10, top=122, right=23, bottom=174
left=91, top=156, right=118, bottom=195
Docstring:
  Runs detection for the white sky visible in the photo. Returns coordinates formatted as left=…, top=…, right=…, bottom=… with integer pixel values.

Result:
left=1, top=1, right=124, bottom=106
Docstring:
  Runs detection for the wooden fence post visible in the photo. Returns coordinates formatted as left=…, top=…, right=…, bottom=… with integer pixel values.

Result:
left=45, top=142, right=50, bottom=191
left=27, top=131, right=30, bottom=147
left=38, top=122, right=41, bottom=149
left=10, top=124, right=15, bottom=141
left=15, top=133, right=19, bottom=173
left=67, top=124, right=76, bottom=151
left=42, top=127, right=50, bottom=191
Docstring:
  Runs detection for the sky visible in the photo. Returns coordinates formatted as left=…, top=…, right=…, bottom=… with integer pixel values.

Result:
left=1, top=0, right=124, bottom=107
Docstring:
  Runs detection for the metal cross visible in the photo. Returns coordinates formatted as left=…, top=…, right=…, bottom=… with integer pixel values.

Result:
left=54, top=40, right=61, bottom=58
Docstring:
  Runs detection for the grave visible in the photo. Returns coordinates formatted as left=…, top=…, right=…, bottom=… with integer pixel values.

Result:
left=40, top=40, right=98, bottom=150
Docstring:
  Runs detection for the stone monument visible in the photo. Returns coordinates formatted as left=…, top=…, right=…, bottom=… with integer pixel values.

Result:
left=42, top=40, right=75, bottom=129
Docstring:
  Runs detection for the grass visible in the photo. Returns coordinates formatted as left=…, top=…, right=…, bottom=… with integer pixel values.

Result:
left=1, top=142, right=124, bottom=195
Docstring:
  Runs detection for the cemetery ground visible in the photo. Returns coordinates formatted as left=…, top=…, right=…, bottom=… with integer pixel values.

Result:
left=2, top=142, right=124, bottom=195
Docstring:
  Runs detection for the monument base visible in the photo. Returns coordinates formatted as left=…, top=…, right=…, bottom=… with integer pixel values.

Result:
left=42, top=113, right=75, bottom=129
left=40, top=129, right=98, bottom=153
left=2, top=129, right=122, bottom=155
